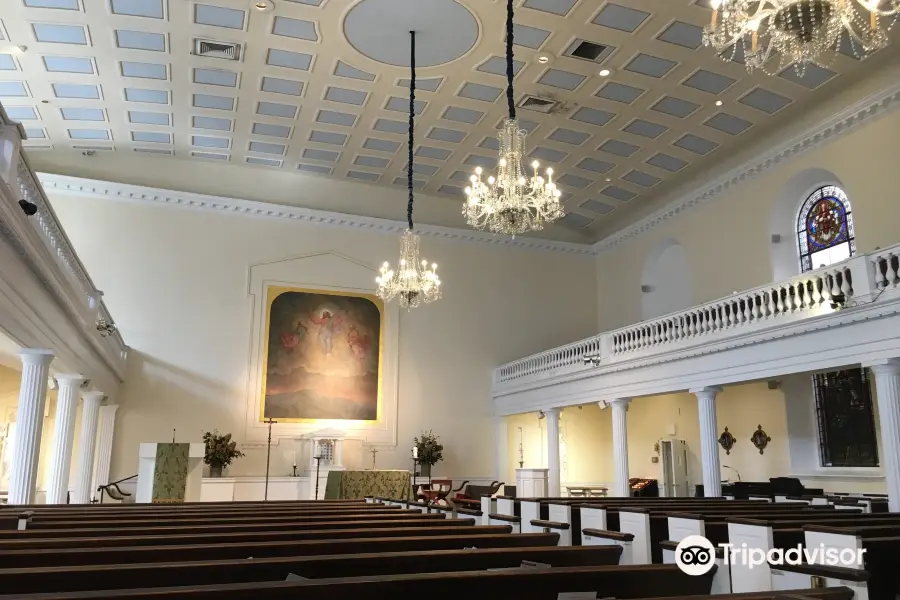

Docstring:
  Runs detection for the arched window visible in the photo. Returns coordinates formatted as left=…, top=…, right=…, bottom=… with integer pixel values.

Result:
left=797, top=185, right=855, bottom=273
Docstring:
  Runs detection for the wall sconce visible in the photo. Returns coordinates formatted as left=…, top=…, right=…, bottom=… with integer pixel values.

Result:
left=718, top=427, right=736, bottom=455
left=751, top=425, right=771, bottom=455
left=95, top=319, right=117, bottom=337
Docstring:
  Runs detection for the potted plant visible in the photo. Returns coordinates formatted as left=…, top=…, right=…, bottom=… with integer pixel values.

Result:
left=413, top=430, right=444, bottom=477
left=202, top=430, right=245, bottom=477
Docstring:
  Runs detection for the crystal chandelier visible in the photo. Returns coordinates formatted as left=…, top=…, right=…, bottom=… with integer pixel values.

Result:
left=703, top=0, right=899, bottom=75
left=462, top=0, right=564, bottom=237
left=375, top=31, right=442, bottom=310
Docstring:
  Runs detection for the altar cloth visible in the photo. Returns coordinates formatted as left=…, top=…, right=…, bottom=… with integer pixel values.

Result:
left=324, top=469, right=410, bottom=500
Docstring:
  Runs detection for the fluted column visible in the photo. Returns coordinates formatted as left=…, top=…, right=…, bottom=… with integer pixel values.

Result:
left=545, top=408, right=561, bottom=497
left=91, top=404, right=119, bottom=496
left=7, top=349, right=54, bottom=505
left=608, top=398, right=632, bottom=497
left=72, top=391, right=103, bottom=504
left=868, top=359, right=900, bottom=512
left=45, top=374, right=86, bottom=504
left=692, top=386, right=723, bottom=497
left=494, top=415, right=508, bottom=484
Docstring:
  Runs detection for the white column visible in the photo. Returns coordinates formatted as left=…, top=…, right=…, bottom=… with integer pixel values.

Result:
left=72, top=391, right=103, bottom=504
left=7, top=349, right=54, bottom=505
left=333, top=438, right=343, bottom=468
left=545, top=408, right=561, bottom=497
left=494, top=415, right=508, bottom=484
left=868, top=359, right=900, bottom=512
left=91, top=404, right=119, bottom=495
left=608, top=398, right=632, bottom=497
left=692, top=386, right=723, bottom=498
left=45, top=374, right=85, bottom=504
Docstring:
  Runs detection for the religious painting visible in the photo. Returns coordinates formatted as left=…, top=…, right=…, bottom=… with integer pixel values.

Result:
left=261, top=286, right=383, bottom=422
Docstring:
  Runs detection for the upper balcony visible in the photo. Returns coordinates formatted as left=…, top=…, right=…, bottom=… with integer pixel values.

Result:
left=0, top=103, right=127, bottom=381
left=493, top=244, right=900, bottom=412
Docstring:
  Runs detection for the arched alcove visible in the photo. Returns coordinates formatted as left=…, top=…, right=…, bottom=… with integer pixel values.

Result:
left=769, top=168, right=846, bottom=281
left=640, top=238, right=692, bottom=321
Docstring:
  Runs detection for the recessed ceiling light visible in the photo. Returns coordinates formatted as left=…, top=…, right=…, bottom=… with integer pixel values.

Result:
left=715, top=100, right=723, bottom=106
left=599, top=69, right=611, bottom=77
left=252, top=0, right=274, bottom=11
left=0, top=45, right=27, bottom=54
left=605, top=177, right=611, bottom=182
left=537, top=54, right=554, bottom=64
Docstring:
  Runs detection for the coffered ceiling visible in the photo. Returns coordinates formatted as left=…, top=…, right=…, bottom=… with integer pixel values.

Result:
left=0, top=0, right=896, bottom=242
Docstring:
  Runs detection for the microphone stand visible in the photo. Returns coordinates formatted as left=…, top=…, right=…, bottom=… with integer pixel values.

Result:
left=263, top=418, right=277, bottom=501
left=313, top=455, right=323, bottom=500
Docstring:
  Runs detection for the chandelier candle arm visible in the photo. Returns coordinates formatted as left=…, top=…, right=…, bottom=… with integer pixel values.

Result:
left=375, top=30, right=442, bottom=310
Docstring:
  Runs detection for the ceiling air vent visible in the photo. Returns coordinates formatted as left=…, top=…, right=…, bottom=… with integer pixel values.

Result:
left=565, top=39, right=614, bottom=63
left=518, top=95, right=558, bottom=114
left=193, top=39, right=241, bottom=61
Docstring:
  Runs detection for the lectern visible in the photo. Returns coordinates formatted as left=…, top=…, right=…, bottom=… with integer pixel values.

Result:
left=135, top=442, right=205, bottom=503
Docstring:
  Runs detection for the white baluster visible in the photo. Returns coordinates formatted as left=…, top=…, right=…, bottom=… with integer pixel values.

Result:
left=751, top=295, right=761, bottom=321
left=840, top=267, right=852, bottom=297
left=766, top=290, right=775, bottom=317
left=714, top=305, right=723, bottom=330
left=810, top=277, right=822, bottom=307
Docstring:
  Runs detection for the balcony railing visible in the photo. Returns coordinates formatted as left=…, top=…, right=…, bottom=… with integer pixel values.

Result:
left=495, top=244, right=900, bottom=389
left=0, top=104, right=127, bottom=369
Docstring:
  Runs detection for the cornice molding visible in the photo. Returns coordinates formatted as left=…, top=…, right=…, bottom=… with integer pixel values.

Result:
left=592, top=79, right=900, bottom=254
left=38, top=174, right=599, bottom=257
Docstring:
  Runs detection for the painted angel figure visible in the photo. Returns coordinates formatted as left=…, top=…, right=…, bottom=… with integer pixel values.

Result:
left=346, top=325, right=371, bottom=364
left=308, top=310, right=344, bottom=355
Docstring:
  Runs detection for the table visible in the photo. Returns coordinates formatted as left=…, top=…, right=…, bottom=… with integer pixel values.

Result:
left=324, top=470, right=411, bottom=500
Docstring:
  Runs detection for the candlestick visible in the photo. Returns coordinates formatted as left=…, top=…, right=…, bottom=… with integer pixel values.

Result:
left=412, top=445, right=418, bottom=459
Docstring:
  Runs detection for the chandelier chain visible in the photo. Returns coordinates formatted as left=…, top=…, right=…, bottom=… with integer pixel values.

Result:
left=505, top=0, right=516, bottom=120
left=407, top=30, right=416, bottom=231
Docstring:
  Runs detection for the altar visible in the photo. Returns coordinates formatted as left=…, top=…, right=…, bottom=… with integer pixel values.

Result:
left=324, top=469, right=410, bottom=500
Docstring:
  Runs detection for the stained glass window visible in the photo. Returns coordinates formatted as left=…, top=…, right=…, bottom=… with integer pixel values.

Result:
left=797, top=185, right=855, bottom=273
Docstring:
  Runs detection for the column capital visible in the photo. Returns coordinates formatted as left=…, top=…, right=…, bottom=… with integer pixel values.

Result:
left=54, top=374, right=86, bottom=388
left=82, top=390, right=105, bottom=404
left=690, top=386, right=723, bottom=396
left=543, top=407, right=560, bottom=417
left=99, top=403, right=119, bottom=415
left=18, top=348, right=54, bottom=366
left=607, top=398, right=632, bottom=409
left=865, top=358, right=900, bottom=376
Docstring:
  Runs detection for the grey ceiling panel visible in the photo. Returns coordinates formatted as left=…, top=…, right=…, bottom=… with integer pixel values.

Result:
left=6, top=107, right=39, bottom=120
left=309, top=130, right=348, bottom=146
left=355, top=155, right=390, bottom=168
left=121, top=61, right=167, bottom=80
left=623, top=119, right=668, bottom=139
left=61, top=107, right=105, bottom=121
left=458, top=82, right=503, bottom=102
left=479, top=137, right=499, bottom=151
left=646, top=152, right=688, bottom=172
left=704, top=112, right=752, bottom=135
left=524, top=0, right=577, bottom=15
left=129, top=111, right=170, bottom=125
left=682, top=69, right=736, bottom=94
left=529, top=146, right=569, bottom=163
left=836, top=30, right=862, bottom=60
left=253, top=141, right=289, bottom=155
left=363, top=137, right=401, bottom=152
left=133, top=131, right=171, bottom=143
left=538, top=69, right=587, bottom=91
left=442, top=106, right=484, bottom=124
left=373, top=118, right=407, bottom=134
left=257, top=101, right=298, bottom=119
left=266, top=49, right=313, bottom=71
left=273, top=16, right=318, bottom=41
left=625, top=54, right=677, bottom=78
left=116, top=30, right=165, bottom=51
left=316, top=109, right=356, bottom=127
left=385, top=96, right=426, bottom=114
left=68, top=128, right=110, bottom=140
left=657, top=21, right=704, bottom=49
left=192, top=115, right=231, bottom=130
left=652, top=96, right=700, bottom=118
left=739, top=87, right=792, bottom=114
left=285, top=0, right=324, bottom=5
left=623, top=169, right=661, bottom=187
left=0, top=82, right=28, bottom=97
left=263, top=77, right=304, bottom=96
left=559, top=212, right=594, bottom=229
left=324, top=86, right=367, bottom=105
left=347, top=170, right=380, bottom=181
left=398, top=77, right=443, bottom=91
left=43, top=56, right=93, bottom=74
left=778, top=63, right=837, bottom=89
left=25, top=128, right=46, bottom=138
left=335, top=61, right=376, bottom=81
left=577, top=158, right=615, bottom=173
left=298, top=163, right=332, bottom=174
left=596, top=82, right=644, bottom=104
left=52, top=83, right=100, bottom=99
left=673, top=133, right=718, bottom=155
left=599, top=139, right=640, bottom=157
left=0, top=55, right=17, bottom=71
left=194, top=4, right=245, bottom=30
left=428, top=127, right=467, bottom=143
left=393, top=177, right=425, bottom=189
left=110, top=0, right=164, bottom=18
left=477, top=56, right=525, bottom=76
left=450, top=170, right=470, bottom=182
left=412, top=163, right=439, bottom=176
left=126, top=88, right=168, bottom=104
left=246, top=157, right=282, bottom=167
left=253, top=122, right=292, bottom=138
left=600, top=185, right=637, bottom=201
left=439, top=184, right=465, bottom=196
left=558, top=173, right=594, bottom=189
left=463, top=154, right=498, bottom=169
left=193, top=93, right=234, bottom=110
left=192, top=135, right=229, bottom=148
left=593, top=4, right=650, bottom=32
left=512, top=24, right=551, bottom=49
left=25, top=0, right=79, bottom=8
left=193, top=152, right=227, bottom=160
left=549, top=128, right=591, bottom=145
left=32, top=24, right=87, bottom=45
left=570, top=106, right=616, bottom=126
left=416, top=146, right=452, bottom=160
left=136, top=147, right=173, bottom=155
left=580, top=199, right=615, bottom=214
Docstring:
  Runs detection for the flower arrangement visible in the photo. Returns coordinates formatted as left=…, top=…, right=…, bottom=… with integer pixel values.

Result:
left=202, top=430, right=245, bottom=474
left=413, top=430, right=444, bottom=467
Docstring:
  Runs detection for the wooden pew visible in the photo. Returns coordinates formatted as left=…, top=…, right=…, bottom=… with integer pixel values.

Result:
left=0, top=563, right=717, bottom=600
left=0, top=531, right=561, bottom=568
left=0, top=545, right=624, bottom=594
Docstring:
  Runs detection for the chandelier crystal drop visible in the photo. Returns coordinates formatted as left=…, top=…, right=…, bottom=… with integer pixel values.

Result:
left=461, top=0, right=564, bottom=236
left=703, top=0, right=899, bottom=75
left=375, top=30, right=442, bottom=310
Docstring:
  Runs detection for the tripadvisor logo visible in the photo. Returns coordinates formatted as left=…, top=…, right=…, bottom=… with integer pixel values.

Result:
left=674, top=535, right=866, bottom=576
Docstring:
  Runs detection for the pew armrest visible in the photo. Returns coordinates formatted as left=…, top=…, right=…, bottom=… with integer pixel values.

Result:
left=530, top=519, right=570, bottom=530
left=457, top=508, right=483, bottom=517
left=583, top=528, right=634, bottom=542
left=488, top=513, right=521, bottom=524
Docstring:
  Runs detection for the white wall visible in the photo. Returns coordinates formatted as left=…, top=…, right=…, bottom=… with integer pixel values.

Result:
left=49, top=193, right=598, bottom=482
